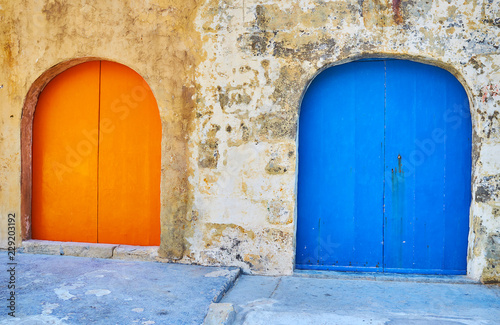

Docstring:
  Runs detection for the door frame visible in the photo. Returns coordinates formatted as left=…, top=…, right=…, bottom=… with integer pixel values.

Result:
left=20, top=58, right=162, bottom=242
left=293, top=55, right=475, bottom=274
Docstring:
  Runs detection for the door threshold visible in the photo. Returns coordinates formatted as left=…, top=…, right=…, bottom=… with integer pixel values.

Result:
left=293, top=269, right=479, bottom=284
left=21, top=239, right=159, bottom=262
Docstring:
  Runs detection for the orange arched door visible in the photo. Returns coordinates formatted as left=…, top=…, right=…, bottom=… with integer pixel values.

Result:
left=32, top=61, right=161, bottom=246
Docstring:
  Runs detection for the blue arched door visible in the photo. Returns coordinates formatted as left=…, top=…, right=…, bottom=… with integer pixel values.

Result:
left=296, top=59, right=471, bottom=274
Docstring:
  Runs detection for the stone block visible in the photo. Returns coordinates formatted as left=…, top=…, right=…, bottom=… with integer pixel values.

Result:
left=61, top=242, right=116, bottom=259
left=203, top=303, right=236, bottom=325
left=22, top=240, right=61, bottom=255
left=113, top=245, right=159, bottom=262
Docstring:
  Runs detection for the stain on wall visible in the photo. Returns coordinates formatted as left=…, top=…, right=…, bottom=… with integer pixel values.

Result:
left=1, top=0, right=499, bottom=282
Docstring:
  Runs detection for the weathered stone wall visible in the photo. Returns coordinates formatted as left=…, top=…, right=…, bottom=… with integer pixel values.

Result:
left=0, top=0, right=202, bottom=261
left=1, top=0, right=499, bottom=282
left=186, top=0, right=500, bottom=280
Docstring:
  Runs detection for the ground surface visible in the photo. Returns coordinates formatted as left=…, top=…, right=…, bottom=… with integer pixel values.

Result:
left=2, top=253, right=500, bottom=325
left=0, top=253, right=239, bottom=324
left=220, top=273, right=500, bottom=325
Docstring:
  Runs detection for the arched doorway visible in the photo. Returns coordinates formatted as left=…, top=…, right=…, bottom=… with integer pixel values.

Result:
left=296, top=59, right=471, bottom=274
left=31, top=60, right=161, bottom=246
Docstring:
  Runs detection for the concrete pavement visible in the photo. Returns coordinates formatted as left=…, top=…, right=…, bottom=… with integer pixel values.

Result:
left=218, top=273, right=500, bottom=325
left=0, top=253, right=239, bottom=324
left=1, top=252, right=499, bottom=324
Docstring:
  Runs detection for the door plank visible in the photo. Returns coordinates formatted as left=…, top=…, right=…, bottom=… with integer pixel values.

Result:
left=32, top=61, right=100, bottom=242
left=296, top=61, right=385, bottom=271
left=384, top=60, right=470, bottom=274
left=98, top=61, right=161, bottom=246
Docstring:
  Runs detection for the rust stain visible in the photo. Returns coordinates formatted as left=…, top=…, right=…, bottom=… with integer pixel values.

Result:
left=481, top=84, right=500, bottom=103
left=392, top=0, right=403, bottom=24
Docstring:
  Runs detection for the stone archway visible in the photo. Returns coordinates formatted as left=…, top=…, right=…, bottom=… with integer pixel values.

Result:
left=295, top=55, right=476, bottom=276
left=21, top=58, right=162, bottom=246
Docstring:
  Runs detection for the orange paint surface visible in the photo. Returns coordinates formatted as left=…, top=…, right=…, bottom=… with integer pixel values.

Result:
left=32, top=61, right=161, bottom=246
left=32, top=61, right=100, bottom=242
left=98, top=61, right=161, bottom=246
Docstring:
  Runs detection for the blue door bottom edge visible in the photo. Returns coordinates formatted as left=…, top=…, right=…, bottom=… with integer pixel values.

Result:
left=295, top=264, right=466, bottom=275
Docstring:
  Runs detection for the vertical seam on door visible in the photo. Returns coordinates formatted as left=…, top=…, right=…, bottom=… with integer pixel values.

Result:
left=97, top=61, right=102, bottom=243
left=382, top=60, right=387, bottom=272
